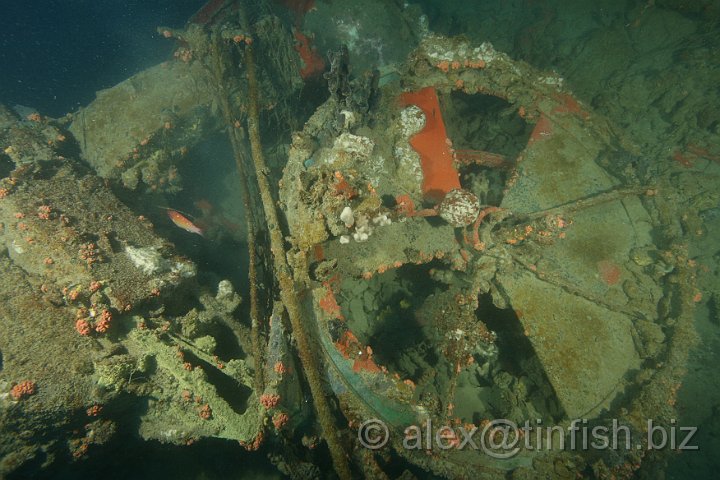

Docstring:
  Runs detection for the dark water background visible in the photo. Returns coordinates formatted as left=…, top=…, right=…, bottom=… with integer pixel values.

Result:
left=1, top=0, right=203, bottom=116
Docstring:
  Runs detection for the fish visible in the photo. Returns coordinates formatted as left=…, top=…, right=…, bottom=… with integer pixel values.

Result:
left=166, top=209, right=204, bottom=236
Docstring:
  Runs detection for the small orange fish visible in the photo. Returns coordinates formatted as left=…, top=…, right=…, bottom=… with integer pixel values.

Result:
left=167, top=209, right=204, bottom=236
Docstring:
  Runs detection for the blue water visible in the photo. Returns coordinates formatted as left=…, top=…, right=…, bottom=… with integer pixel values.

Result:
left=1, top=1, right=202, bottom=116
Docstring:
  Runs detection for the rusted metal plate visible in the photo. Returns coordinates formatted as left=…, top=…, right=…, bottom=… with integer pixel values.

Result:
left=498, top=268, right=640, bottom=418
left=498, top=111, right=650, bottom=418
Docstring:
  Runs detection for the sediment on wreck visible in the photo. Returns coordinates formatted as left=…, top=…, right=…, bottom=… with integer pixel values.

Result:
left=238, top=8, right=353, bottom=478
left=2, top=0, right=707, bottom=475
left=275, top=31, right=700, bottom=478
left=176, top=6, right=353, bottom=479
left=0, top=105, right=264, bottom=472
left=203, top=25, right=269, bottom=398
left=245, top=43, right=353, bottom=480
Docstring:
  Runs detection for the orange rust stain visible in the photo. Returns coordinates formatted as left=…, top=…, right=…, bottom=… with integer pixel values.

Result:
left=277, top=0, right=315, bottom=14
left=686, top=143, right=720, bottom=163
left=189, top=0, right=230, bottom=25
left=333, top=171, right=357, bottom=198
left=597, top=260, right=621, bottom=286
left=529, top=114, right=553, bottom=143
left=319, top=283, right=344, bottom=319
left=395, top=194, right=416, bottom=216
left=333, top=331, right=383, bottom=373
left=325, top=274, right=342, bottom=289
left=552, top=93, right=590, bottom=120
left=399, top=87, right=461, bottom=203
left=334, top=330, right=359, bottom=359
left=672, top=150, right=694, bottom=168
left=313, top=244, right=325, bottom=261
left=352, top=355, right=382, bottom=373
left=294, top=30, right=325, bottom=79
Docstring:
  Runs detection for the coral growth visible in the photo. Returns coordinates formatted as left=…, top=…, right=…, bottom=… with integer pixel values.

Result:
left=260, top=393, right=280, bottom=409
left=86, top=405, right=103, bottom=417
left=199, top=404, right=213, bottom=420
left=75, top=318, right=91, bottom=336
left=10, top=380, right=36, bottom=400
left=94, top=309, right=112, bottom=333
left=272, top=412, right=289, bottom=430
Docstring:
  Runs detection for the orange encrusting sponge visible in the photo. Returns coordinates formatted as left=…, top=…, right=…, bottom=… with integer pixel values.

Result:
left=399, top=87, right=461, bottom=203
